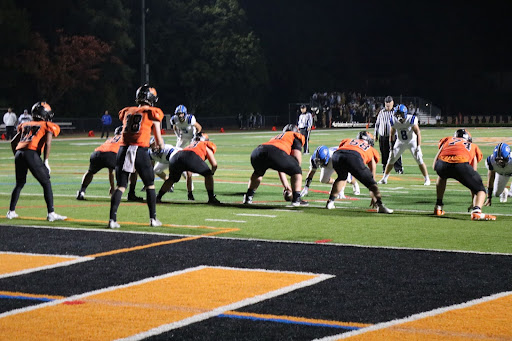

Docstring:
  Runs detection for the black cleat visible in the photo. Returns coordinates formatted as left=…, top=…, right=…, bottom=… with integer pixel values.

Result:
left=127, top=193, right=144, bottom=202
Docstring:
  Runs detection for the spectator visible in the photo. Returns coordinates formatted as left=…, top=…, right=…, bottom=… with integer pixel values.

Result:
left=101, top=110, right=112, bottom=138
left=3, top=108, right=17, bottom=140
left=18, top=109, right=32, bottom=125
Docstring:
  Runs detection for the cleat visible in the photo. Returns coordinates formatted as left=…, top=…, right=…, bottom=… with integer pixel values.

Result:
left=156, top=196, right=163, bottom=203
left=47, top=212, right=67, bottom=222
left=108, top=220, right=120, bottom=229
left=76, top=191, right=85, bottom=200
left=208, top=195, right=221, bottom=205
left=291, top=199, right=309, bottom=207
left=424, top=179, right=431, bottom=186
left=168, top=185, right=174, bottom=193
left=243, top=194, right=253, bottom=204
left=377, top=204, right=393, bottom=214
left=500, top=188, right=508, bottom=203
left=326, top=200, right=335, bottom=209
left=377, top=178, right=387, bottom=185
left=6, top=210, right=18, bottom=219
left=188, top=192, right=195, bottom=201
left=127, top=193, right=144, bottom=202
left=471, top=212, right=496, bottom=221
left=396, top=169, right=404, bottom=174
left=434, top=209, right=445, bottom=216
left=150, top=218, right=162, bottom=227
left=337, top=192, right=346, bottom=199
left=352, top=182, right=360, bottom=195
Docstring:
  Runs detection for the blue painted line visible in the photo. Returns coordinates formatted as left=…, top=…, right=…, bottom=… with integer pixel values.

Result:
left=217, top=313, right=361, bottom=330
left=0, top=295, right=55, bottom=302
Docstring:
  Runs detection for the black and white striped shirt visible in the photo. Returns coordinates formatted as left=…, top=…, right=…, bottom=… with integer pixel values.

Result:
left=374, top=108, right=394, bottom=137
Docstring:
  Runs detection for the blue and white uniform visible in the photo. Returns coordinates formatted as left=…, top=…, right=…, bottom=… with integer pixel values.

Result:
left=485, top=154, right=512, bottom=197
left=388, top=114, right=424, bottom=165
left=149, top=144, right=181, bottom=174
left=171, top=114, right=198, bottom=148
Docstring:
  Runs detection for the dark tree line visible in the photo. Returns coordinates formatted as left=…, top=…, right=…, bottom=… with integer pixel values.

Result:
left=0, top=0, right=268, bottom=117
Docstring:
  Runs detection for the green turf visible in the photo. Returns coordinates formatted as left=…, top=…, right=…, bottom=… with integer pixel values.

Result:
left=1, top=127, right=511, bottom=253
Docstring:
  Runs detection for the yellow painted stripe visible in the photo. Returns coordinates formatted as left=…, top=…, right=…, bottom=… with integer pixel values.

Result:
left=343, top=294, right=512, bottom=340
left=224, top=310, right=372, bottom=329
left=0, top=267, right=321, bottom=340
left=0, top=253, right=79, bottom=276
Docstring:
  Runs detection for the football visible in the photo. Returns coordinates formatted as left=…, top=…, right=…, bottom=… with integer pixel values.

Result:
left=283, top=189, right=293, bottom=201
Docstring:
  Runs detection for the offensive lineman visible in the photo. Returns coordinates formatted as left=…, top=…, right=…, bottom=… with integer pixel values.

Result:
left=378, top=104, right=430, bottom=185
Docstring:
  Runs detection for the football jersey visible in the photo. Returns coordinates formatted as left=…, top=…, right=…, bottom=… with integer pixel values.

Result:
left=438, top=137, right=483, bottom=164
left=95, top=135, right=123, bottom=153
left=149, top=144, right=181, bottom=164
left=262, top=131, right=305, bottom=155
left=171, top=114, right=198, bottom=140
left=485, top=154, right=512, bottom=176
left=16, top=121, right=61, bottom=152
left=183, top=140, right=217, bottom=160
left=309, top=146, right=337, bottom=170
left=390, top=114, right=417, bottom=142
left=338, top=138, right=380, bottom=165
left=119, top=105, right=164, bottom=147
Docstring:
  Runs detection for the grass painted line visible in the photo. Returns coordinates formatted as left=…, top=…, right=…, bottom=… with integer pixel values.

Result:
left=312, top=291, right=512, bottom=341
left=205, top=219, right=246, bottom=223
left=235, top=213, right=277, bottom=218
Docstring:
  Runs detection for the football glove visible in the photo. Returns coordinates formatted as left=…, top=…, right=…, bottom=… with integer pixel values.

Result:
left=44, top=159, right=51, bottom=174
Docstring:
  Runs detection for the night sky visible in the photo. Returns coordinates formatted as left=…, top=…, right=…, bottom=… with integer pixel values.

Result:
left=239, top=0, right=512, bottom=115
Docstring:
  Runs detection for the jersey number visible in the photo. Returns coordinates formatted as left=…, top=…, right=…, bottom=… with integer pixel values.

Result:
left=125, top=113, right=143, bottom=133
left=20, top=125, right=41, bottom=142
left=349, top=139, right=371, bottom=151
left=400, top=130, right=408, bottom=140
left=449, top=138, right=471, bottom=151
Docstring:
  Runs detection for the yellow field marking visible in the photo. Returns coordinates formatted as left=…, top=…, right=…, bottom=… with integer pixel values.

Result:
left=223, top=310, right=371, bottom=329
left=0, top=266, right=331, bottom=340
left=0, top=252, right=89, bottom=278
left=333, top=293, right=512, bottom=340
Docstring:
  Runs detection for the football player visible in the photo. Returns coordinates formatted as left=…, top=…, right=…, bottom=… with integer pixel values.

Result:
left=243, top=124, right=308, bottom=206
left=433, top=129, right=495, bottom=220
left=326, top=131, right=393, bottom=213
left=7, top=102, right=67, bottom=222
left=484, top=142, right=512, bottom=205
left=378, top=104, right=430, bottom=185
left=156, top=132, right=220, bottom=204
left=171, top=104, right=202, bottom=148
left=108, top=84, right=165, bottom=228
left=76, top=126, right=141, bottom=201
left=301, top=145, right=360, bottom=199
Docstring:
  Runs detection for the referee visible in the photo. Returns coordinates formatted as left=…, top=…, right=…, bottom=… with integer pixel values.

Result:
left=374, top=96, right=403, bottom=173
left=297, top=104, right=313, bottom=154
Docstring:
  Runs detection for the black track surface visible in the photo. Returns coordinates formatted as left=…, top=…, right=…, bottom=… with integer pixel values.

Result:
left=1, top=225, right=511, bottom=340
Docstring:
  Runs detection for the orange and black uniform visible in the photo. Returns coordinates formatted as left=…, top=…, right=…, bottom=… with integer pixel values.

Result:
left=9, top=121, right=61, bottom=213
left=250, top=131, right=305, bottom=176
left=88, top=135, right=122, bottom=174
left=332, top=138, right=380, bottom=188
left=168, top=140, right=217, bottom=182
left=435, top=136, right=485, bottom=193
left=115, top=105, right=164, bottom=188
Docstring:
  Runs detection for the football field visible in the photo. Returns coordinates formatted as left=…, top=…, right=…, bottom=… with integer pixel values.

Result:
left=0, top=127, right=511, bottom=340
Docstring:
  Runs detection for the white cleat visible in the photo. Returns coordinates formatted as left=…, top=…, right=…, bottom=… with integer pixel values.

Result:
left=500, top=188, right=508, bottom=203
left=377, top=178, right=387, bottom=185
left=150, top=218, right=162, bottom=227
left=47, top=212, right=67, bottom=222
left=108, top=220, right=121, bottom=229
left=424, top=179, right=431, bottom=186
left=326, top=200, right=335, bottom=209
left=352, top=182, right=360, bottom=195
left=6, top=210, right=18, bottom=219
left=377, top=205, right=393, bottom=214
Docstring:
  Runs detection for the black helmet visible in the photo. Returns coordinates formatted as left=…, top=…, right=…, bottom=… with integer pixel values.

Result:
left=282, top=124, right=298, bottom=133
left=454, top=128, right=472, bottom=142
left=135, top=84, right=158, bottom=106
left=31, top=101, right=54, bottom=121
left=114, top=126, right=123, bottom=135
left=356, top=131, right=375, bottom=146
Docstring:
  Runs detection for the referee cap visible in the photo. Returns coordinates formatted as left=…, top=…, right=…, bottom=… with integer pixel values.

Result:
left=384, top=96, right=393, bottom=103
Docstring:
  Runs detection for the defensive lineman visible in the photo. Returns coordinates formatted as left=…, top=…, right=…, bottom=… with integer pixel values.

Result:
left=484, top=142, right=512, bottom=205
left=378, top=104, right=430, bottom=185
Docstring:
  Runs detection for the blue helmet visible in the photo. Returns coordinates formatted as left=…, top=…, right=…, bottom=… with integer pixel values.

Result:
left=175, top=104, right=187, bottom=115
left=493, top=142, right=511, bottom=166
left=394, top=104, right=408, bottom=122
left=312, top=145, right=330, bottom=166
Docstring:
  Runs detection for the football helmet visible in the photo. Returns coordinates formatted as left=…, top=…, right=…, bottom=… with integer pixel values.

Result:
left=194, top=132, right=209, bottom=141
left=394, top=104, right=408, bottom=123
left=454, top=128, right=472, bottom=142
left=114, top=126, right=123, bottom=135
left=356, top=131, right=375, bottom=146
left=282, top=124, right=298, bottom=133
left=175, top=104, right=188, bottom=122
left=135, top=84, right=158, bottom=106
left=312, top=145, right=330, bottom=166
left=493, top=142, right=511, bottom=167
left=31, top=102, right=54, bottom=121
